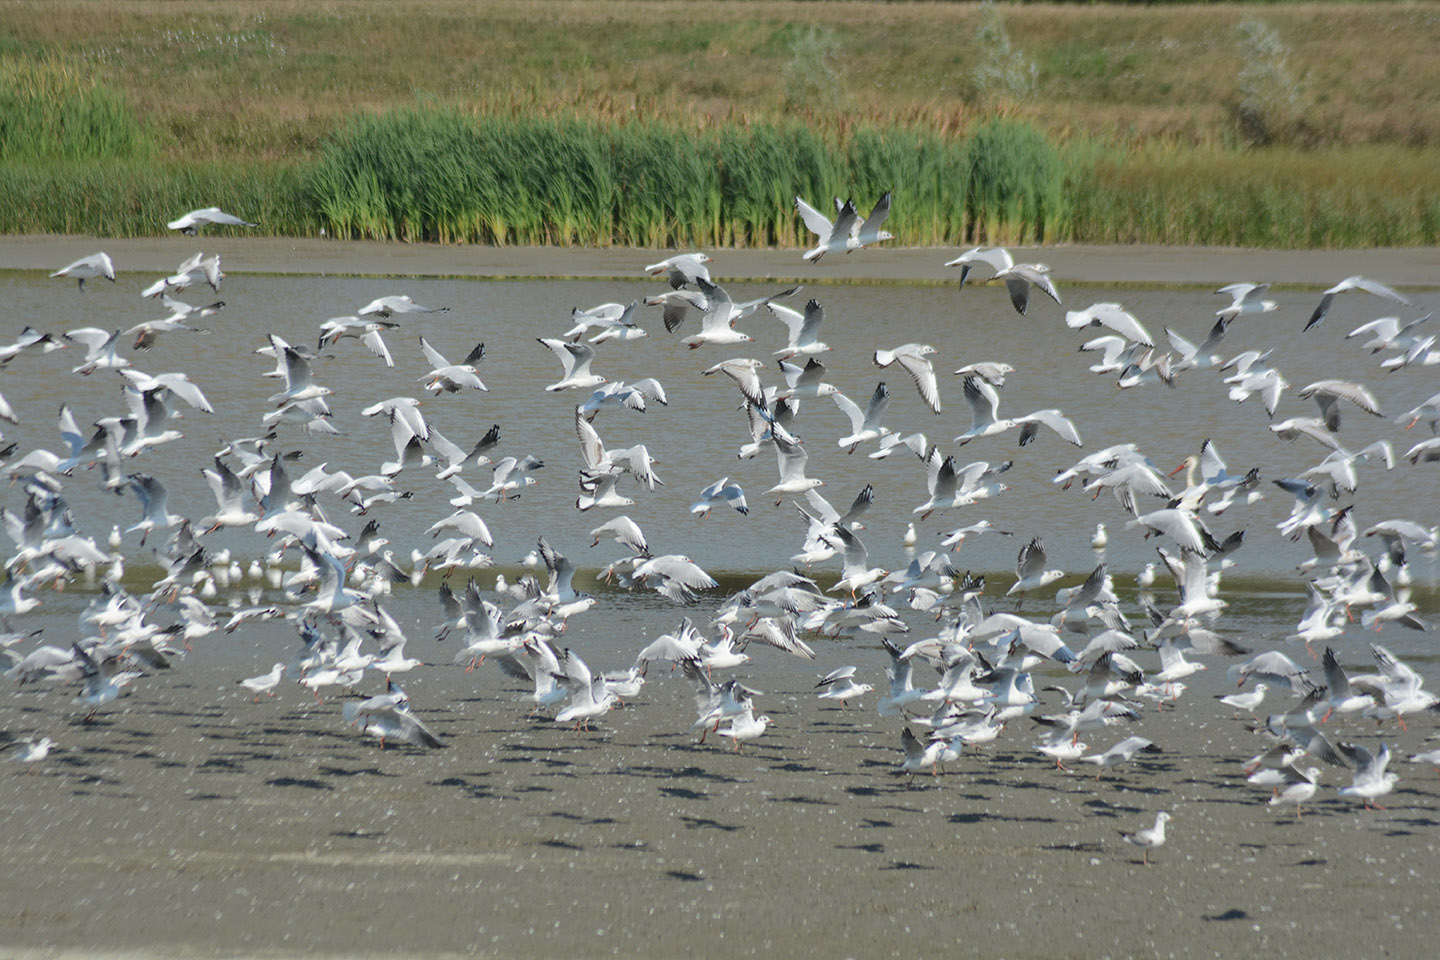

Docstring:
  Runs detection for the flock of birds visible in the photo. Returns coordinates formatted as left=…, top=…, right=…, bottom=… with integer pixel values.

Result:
left=5, top=199, right=1440, bottom=864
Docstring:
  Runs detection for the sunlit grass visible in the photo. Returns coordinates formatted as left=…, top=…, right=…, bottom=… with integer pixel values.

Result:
left=3, top=3, right=1439, bottom=247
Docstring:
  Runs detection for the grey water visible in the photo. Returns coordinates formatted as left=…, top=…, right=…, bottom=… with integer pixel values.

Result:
left=2, top=263, right=1437, bottom=682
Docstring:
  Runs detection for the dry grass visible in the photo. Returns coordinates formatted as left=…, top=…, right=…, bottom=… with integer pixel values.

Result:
left=5, top=1, right=1439, bottom=163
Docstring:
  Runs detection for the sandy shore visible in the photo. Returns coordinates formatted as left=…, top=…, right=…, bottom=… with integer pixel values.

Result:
left=3, top=646, right=1439, bottom=960
left=6, top=234, right=1439, bottom=288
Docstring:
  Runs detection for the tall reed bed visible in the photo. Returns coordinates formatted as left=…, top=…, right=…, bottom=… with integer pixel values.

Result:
left=1075, top=146, right=1440, bottom=248
left=0, top=56, right=153, bottom=164
left=0, top=162, right=313, bottom=237
left=306, top=108, right=1073, bottom=247
left=2, top=86, right=1436, bottom=248
left=0, top=55, right=312, bottom=237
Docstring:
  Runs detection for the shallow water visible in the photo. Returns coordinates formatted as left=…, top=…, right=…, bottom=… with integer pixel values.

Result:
left=2, top=258, right=1438, bottom=670
left=3, top=250, right=1440, bottom=958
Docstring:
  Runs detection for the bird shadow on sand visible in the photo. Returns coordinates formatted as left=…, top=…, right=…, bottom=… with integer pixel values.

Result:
left=431, top=774, right=500, bottom=800
left=948, top=811, right=1059, bottom=825
left=844, top=784, right=885, bottom=797
left=611, top=763, right=745, bottom=785
left=659, top=785, right=707, bottom=800
left=767, top=794, right=839, bottom=806
left=536, top=838, right=585, bottom=851
left=836, top=842, right=886, bottom=853
left=266, top=775, right=334, bottom=790
left=1082, top=798, right=1145, bottom=817
left=678, top=815, right=742, bottom=832
left=316, top=764, right=399, bottom=779
left=546, top=810, right=619, bottom=826
left=1040, top=840, right=1104, bottom=853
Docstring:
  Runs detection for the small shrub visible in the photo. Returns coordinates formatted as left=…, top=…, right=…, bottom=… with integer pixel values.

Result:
left=970, top=1, right=1038, bottom=105
left=781, top=25, right=844, bottom=113
left=1234, top=19, right=1312, bottom=147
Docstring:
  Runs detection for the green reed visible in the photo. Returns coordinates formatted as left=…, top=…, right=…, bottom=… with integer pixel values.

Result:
left=0, top=56, right=153, bottom=164
left=2, top=93, right=1436, bottom=249
left=304, top=107, right=1073, bottom=247
left=0, top=161, right=313, bottom=237
left=1075, top=145, right=1440, bottom=248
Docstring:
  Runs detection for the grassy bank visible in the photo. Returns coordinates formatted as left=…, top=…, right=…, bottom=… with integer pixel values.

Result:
left=3, top=2, right=1438, bottom=247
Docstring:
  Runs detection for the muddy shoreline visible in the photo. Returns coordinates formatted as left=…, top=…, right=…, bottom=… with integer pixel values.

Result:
left=6, top=235, right=1438, bottom=288
left=2, top=651, right=1438, bottom=959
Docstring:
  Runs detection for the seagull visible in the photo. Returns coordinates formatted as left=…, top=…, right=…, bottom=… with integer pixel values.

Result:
left=1215, top=282, right=1277, bottom=322
left=680, top=280, right=756, bottom=349
left=1118, top=811, right=1170, bottom=866
left=1034, top=736, right=1089, bottom=771
left=715, top=707, right=774, bottom=752
left=418, top=337, right=487, bottom=393
left=832, top=383, right=893, bottom=453
left=1304, top=276, right=1411, bottom=331
left=266, top=335, right=332, bottom=404
left=877, top=637, right=930, bottom=718
left=701, top=357, right=767, bottom=408
left=644, top=252, right=711, bottom=289
left=794, top=193, right=892, bottom=261
left=899, top=726, right=946, bottom=782
left=6, top=736, right=56, bottom=773
left=63, top=327, right=128, bottom=375
left=1081, top=735, right=1158, bottom=781
left=1065, top=302, right=1155, bottom=347
left=1336, top=742, right=1397, bottom=810
left=768, top=298, right=831, bottom=358
left=50, top=252, right=115, bottom=291
left=691, top=477, right=748, bottom=518
left=765, top=435, right=823, bottom=504
left=829, top=526, right=888, bottom=598
left=679, top=653, right=756, bottom=740
left=945, top=245, right=1061, bottom=315
left=955, top=375, right=1082, bottom=447
left=873, top=343, right=941, bottom=414
left=1268, top=764, right=1321, bottom=818
left=539, top=337, right=606, bottom=391
left=1319, top=647, right=1373, bottom=722
left=1296, top=379, right=1384, bottom=432
left=566, top=301, right=647, bottom=344
left=1218, top=683, right=1268, bottom=720
left=238, top=663, right=285, bottom=702
left=319, top=316, right=397, bottom=367
left=358, top=295, right=449, bottom=318
left=126, top=295, right=224, bottom=350
left=1006, top=537, right=1063, bottom=606
left=814, top=665, right=875, bottom=707
left=124, top=474, right=183, bottom=546
left=140, top=252, right=223, bottom=298
left=166, top=207, right=257, bottom=235
left=554, top=649, right=618, bottom=730
left=342, top=701, right=444, bottom=749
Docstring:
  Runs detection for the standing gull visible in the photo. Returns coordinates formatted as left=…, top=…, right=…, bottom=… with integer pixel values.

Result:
left=1118, top=811, right=1170, bottom=866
